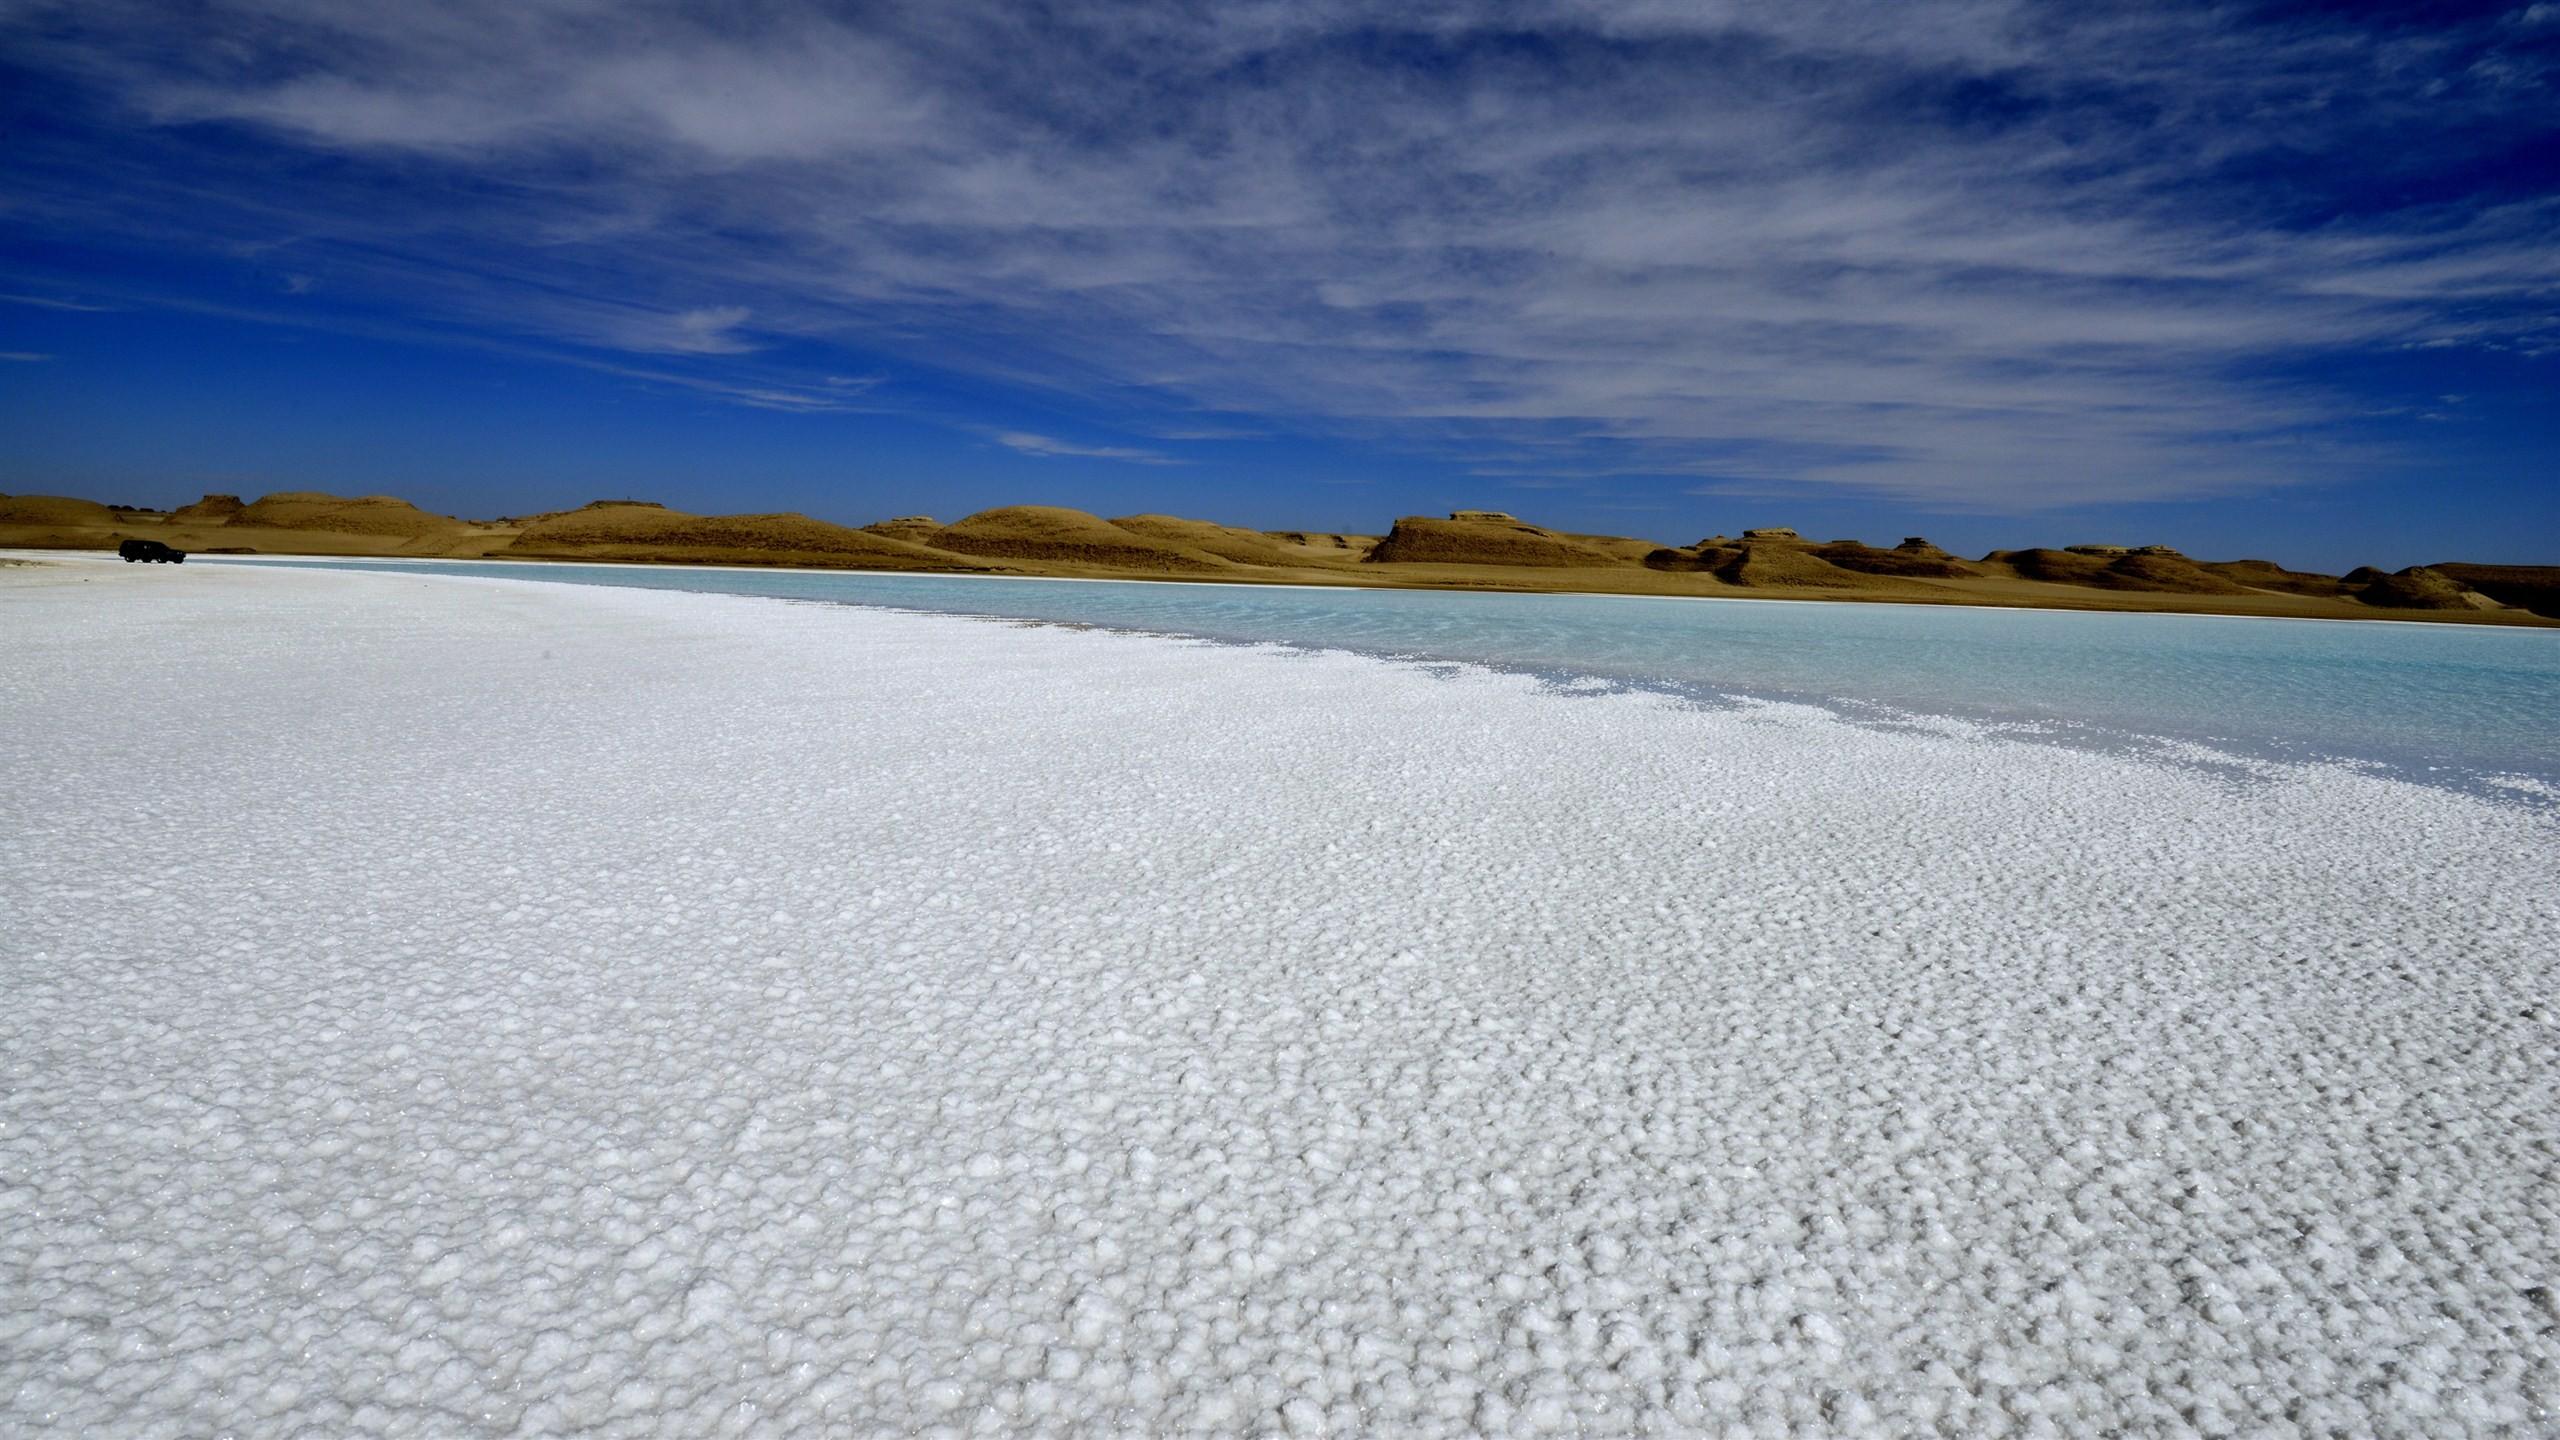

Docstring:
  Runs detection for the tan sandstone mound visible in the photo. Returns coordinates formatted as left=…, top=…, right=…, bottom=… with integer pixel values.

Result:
left=2097, top=552, right=2254, bottom=595
left=2428, top=563, right=2560, bottom=619
left=1718, top=540, right=1919, bottom=591
left=1811, top=540, right=1973, bottom=579
left=1990, top=547, right=2248, bottom=594
left=2200, top=558, right=2350, bottom=597
left=1558, top=531, right=1673, bottom=565
left=1988, top=548, right=2112, bottom=585
left=507, top=502, right=975, bottom=570
left=232, top=492, right=466, bottom=539
left=1642, top=543, right=1742, bottom=573
left=2355, top=565, right=2501, bottom=611
left=1366, top=514, right=1627, bottom=567
left=861, top=516, right=944, bottom=545
left=171, top=494, right=248, bottom=523
left=929, top=506, right=1232, bottom=573
left=1108, top=514, right=1335, bottom=568
left=1262, top=531, right=1381, bottom=561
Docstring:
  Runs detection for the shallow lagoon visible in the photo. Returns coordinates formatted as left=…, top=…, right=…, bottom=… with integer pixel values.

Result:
left=239, top=558, right=2560, bottom=787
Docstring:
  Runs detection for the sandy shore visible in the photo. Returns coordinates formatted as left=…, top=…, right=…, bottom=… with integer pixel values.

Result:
left=5, top=555, right=2556, bottom=1435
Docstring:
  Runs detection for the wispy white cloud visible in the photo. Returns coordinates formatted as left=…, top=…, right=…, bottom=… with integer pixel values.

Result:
left=993, top=431, right=1183, bottom=464
left=0, top=351, right=56, bottom=362
left=639, top=305, right=757, bottom=355
left=1, top=294, right=115, bottom=311
left=5, top=0, right=2554, bottom=507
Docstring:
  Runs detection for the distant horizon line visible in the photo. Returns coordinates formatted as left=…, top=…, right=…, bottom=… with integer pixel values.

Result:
left=11, top=484, right=2554, bottom=576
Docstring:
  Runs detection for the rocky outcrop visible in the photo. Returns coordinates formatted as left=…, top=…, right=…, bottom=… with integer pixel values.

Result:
left=171, top=494, right=247, bottom=522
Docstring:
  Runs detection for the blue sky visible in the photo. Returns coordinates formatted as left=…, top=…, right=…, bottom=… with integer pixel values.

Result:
left=2, top=0, right=2555, bottom=569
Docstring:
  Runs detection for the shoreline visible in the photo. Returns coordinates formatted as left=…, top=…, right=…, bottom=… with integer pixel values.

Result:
left=16, top=550, right=2553, bottom=789
left=34, top=546, right=2551, bottom=633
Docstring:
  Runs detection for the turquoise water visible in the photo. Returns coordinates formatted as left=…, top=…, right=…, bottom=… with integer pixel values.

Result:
left=234, top=559, right=2560, bottom=787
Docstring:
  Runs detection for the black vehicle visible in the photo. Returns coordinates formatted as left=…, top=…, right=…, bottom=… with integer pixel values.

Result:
left=118, top=538, right=186, bottom=564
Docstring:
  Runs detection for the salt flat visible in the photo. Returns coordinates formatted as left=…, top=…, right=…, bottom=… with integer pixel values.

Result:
left=3, top=556, right=2555, bottom=1438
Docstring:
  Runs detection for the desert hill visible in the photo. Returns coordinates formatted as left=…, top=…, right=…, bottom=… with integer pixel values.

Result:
left=1109, top=513, right=1348, bottom=569
left=0, top=494, right=119, bottom=527
left=1262, top=531, right=1381, bottom=561
left=1808, top=540, right=1975, bottom=579
left=1984, top=547, right=2253, bottom=595
left=1, top=490, right=2546, bottom=625
left=2196, top=558, right=2350, bottom=598
left=1638, top=540, right=1740, bottom=573
left=2092, top=552, right=2256, bottom=595
left=231, top=492, right=467, bottom=539
left=1715, top=539, right=1927, bottom=592
left=1366, top=513, right=1627, bottom=567
left=0, top=495, right=129, bottom=552
left=170, top=494, right=247, bottom=523
left=507, top=501, right=983, bottom=570
left=2430, top=563, right=2560, bottom=618
left=1553, top=531, right=1670, bottom=565
left=1637, top=534, right=1963, bottom=588
left=1640, top=542, right=1737, bottom=573
left=861, top=515, right=945, bottom=545
left=2352, top=565, right=2507, bottom=611
left=927, top=506, right=1234, bottom=573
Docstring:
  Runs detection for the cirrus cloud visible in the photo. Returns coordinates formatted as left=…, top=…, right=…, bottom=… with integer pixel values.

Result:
left=4, top=0, right=2555, bottom=509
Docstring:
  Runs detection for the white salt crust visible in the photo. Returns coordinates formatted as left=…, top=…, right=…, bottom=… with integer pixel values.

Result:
left=3, top=558, right=2556, bottom=1438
